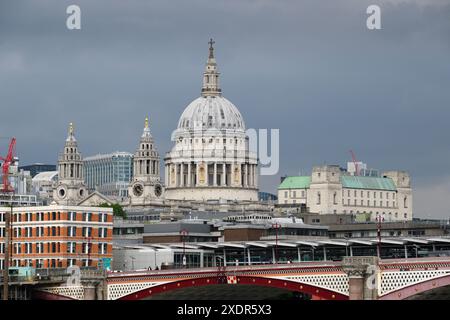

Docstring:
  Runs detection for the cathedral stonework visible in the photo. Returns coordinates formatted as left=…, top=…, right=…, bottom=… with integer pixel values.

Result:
left=164, top=40, right=259, bottom=202
left=53, top=123, right=88, bottom=205
left=128, top=117, right=164, bottom=206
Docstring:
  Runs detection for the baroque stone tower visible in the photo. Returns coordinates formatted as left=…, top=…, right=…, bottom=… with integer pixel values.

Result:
left=53, top=123, right=88, bottom=205
left=128, top=116, right=164, bottom=206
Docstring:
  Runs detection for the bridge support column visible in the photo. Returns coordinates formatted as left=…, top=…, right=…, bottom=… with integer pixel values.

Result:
left=83, top=286, right=97, bottom=300
left=343, top=256, right=380, bottom=300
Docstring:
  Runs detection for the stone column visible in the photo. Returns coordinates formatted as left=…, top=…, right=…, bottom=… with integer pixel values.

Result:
left=213, top=163, right=217, bottom=186
left=244, top=164, right=248, bottom=187
left=83, top=285, right=97, bottom=300
left=187, top=163, right=191, bottom=187
left=180, top=163, right=184, bottom=187
left=196, top=162, right=200, bottom=186
left=222, top=163, right=226, bottom=186
left=343, top=256, right=380, bottom=300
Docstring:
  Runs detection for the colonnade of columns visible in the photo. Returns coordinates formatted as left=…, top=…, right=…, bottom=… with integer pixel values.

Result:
left=59, top=163, right=83, bottom=180
left=134, top=159, right=159, bottom=177
left=165, top=162, right=258, bottom=188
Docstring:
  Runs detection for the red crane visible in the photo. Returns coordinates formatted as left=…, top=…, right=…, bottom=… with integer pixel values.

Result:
left=349, top=150, right=359, bottom=176
left=0, top=137, right=17, bottom=193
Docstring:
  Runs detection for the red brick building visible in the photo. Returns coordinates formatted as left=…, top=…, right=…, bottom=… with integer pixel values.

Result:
left=0, top=205, right=113, bottom=269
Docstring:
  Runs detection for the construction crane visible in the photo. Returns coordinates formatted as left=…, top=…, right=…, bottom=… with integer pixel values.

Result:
left=349, top=150, right=359, bottom=176
left=0, top=137, right=15, bottom=300
left=0, top=137, right=17, bottom=193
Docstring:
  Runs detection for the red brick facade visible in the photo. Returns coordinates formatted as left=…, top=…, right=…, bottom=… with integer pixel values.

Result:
left=0, top=205, right=113, bottom=269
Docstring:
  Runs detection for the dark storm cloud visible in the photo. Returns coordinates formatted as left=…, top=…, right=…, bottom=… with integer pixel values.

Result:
left=0, top=0, right=449, bottom=218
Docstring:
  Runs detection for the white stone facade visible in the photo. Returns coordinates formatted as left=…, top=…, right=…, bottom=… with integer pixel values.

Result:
left=278, top=165, right=413, bottom=221
left=128, top=117, right=164, bottom=206
left=53, top=123, right=89, bottom=205
left=164, top=40, right=258, bottom=202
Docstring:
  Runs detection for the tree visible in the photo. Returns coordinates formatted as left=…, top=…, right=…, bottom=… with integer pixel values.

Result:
left=99, top=203, right=126, bottom=219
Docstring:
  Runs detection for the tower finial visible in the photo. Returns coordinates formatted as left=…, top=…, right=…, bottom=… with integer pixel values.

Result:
left=202, top=38, right=221, bottom=97
left=208, top=38, right=215, bottom=59
left=69, top=122, right=74, bottom=135
left=145, top=116, right=149, bottom=129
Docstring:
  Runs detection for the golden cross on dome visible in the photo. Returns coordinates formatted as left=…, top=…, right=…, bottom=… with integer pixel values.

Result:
left=69, top=122, right=74, bottom=135
left=145, top=116, right=149, bottom=129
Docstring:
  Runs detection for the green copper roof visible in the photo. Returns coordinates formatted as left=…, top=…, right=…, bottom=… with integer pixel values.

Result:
left=278, top=176, right=311, bottom=189
left=340, top=176, right=397, bottom=191
left=278, top=175, right=397, bottom=191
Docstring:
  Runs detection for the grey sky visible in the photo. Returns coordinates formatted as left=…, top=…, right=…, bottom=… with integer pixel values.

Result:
left=0, top=0, right=449, bottom=218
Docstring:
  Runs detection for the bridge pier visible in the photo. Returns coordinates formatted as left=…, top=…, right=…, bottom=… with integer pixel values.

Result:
left=83, top=286, right=97, bottom=300
left=343, top=256, right=380, bottom=300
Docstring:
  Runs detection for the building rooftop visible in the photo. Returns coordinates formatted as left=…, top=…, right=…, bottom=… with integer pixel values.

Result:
left=278, top=176, right=311, bottom=189
left=340, top=175, right=396, bottom=191
left=32, top=171, right=58, bottom=182
left=113, top=236, right=450, bottom=250
left=84, top=151, right=133, bottom=161
left=278, top=175, right=397, bottom=191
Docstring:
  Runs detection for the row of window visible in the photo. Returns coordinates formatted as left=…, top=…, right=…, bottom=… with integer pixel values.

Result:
left=344, top=199, right=396, bottom=208
left=283, top=190, right=398, bottom=201
left=341, top=210, right=408, bottom=219
left=0, top=227, right=109, bottom=238
left=0, top=212, right=109, bottom=223
left=0, top=242, right=109, bottom=255
left=0, top=259, right=97, bottom=269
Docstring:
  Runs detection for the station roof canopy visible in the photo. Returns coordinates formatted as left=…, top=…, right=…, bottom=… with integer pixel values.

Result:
left=149, top=244, right=171, bottom=249
left=196, top=243, right=221, bottom=249
left=347, top=239, right=374, bottom=246
left=221, top=243, right=247, bottom=249
left=245, top=242, right=270, bottom=248
left=169, top=244, right=199, bottom=250
left=266, top=241, right=298, bottom=248
left=294, top=240, right=320, bottom=247
left=371, top=239, right=406, bottom=245
left=427, top=238, right=450, bottom=244
left=402, top=238, right=430, bottom=244
left=317, top=240, right=350, bottom=247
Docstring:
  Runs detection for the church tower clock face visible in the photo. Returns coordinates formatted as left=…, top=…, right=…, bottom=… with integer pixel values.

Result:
left=57, top=186, right=67, bottom=199
left=133, top=183, right=144, bottom=197
left=154, top=184, right=163, bottom=197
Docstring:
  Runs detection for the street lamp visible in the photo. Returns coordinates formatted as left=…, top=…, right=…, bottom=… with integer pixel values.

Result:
left=180, top=229, right=189, bottom=268
left=376, top=214, right=384, bottom=259
left=272, top=222, right=281, bottom=264
left=344, top=236, right=349, bottom=257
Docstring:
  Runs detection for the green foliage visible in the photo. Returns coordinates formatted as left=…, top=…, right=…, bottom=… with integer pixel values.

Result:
left=99, top=202, right=126, bottom=219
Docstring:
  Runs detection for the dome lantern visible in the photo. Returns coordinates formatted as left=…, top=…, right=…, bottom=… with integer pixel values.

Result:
left=201, top=38, right=222, bottom=97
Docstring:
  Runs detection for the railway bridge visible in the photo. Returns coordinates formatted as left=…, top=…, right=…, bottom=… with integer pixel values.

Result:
left=31, top=256, right=450, bottom=300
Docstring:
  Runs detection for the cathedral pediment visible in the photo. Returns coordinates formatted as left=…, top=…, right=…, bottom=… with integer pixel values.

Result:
left=78, top=191, right=114, bottom=206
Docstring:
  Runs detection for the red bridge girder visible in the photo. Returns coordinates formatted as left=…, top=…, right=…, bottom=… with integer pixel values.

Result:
left=118, top=275, right=348, bottom=301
